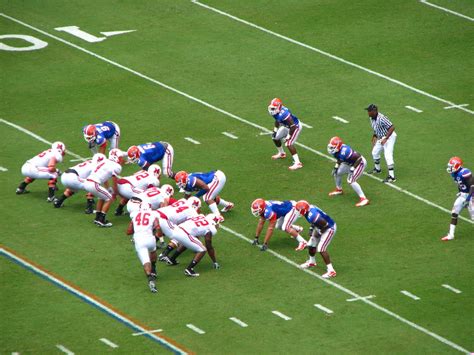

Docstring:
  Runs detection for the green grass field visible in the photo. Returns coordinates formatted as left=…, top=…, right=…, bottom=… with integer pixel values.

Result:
left=1, top=0, right=473, bottom=353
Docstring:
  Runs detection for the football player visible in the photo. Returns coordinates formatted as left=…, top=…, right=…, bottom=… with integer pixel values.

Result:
left=114, top=164, right=161, bottom=216
left=327, top=136, right=369, bottom=207
left=295, top=200, right=337, bottom=279
left=442, top=157, right=474, bottom=241
left=161, top=213, right=223, bottom=277
left=53, top=153, right=107, bottom=211
left=83, top=148, right=125, bottom=227
left=126, top=202, right=159, bottom=293
left=126, top=184, right=174, bottom=216
left=127, top=141, right=174, bottom=177
left=250, top=199, right=307, bottom=251
left=82, top=121, right=120, bottom=154
left=174, top=170, right=234, bottom=217
left=16, top=142, right=66, bottom=202
left=268, top=98, right=303, bottom=170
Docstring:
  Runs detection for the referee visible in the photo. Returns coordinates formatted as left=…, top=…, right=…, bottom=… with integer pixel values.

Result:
left=366, top=104, right=397, bottom=183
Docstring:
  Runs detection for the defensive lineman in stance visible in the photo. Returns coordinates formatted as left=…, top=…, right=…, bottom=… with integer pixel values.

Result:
left=268, top=98, right=303, bottom=170
left=127, top=141, right=174, bottom=177
left=442, top=157, right=474, bottom=241
left=327, top=136, right=369, bottom=207
left=366, top=104, right=397, bottom=183
left=295, top=200, right=337, bottom=278
left=82, top=121, right=120, bottom=154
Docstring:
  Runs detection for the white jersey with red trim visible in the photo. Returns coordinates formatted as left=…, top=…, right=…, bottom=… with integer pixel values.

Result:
left=121, top=170, right=159, bottom=190
left=135, top=187, right=167, bottom=209
left=178, top=214, right=217, bottom=238
left=158, top=199, right=198, bottom=225
left=87, top=159, right=122, bottom=184
left=68, top=160, right=95, bottom=178
left=131, top=210, right=159, bottom=238
left=27, top=149, right=63, bottom=167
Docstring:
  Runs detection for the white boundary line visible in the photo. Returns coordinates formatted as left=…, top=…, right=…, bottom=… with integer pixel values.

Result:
left=441, top=284, right=462, bottom=294
left=99, top=338, right=119, bottom=348
left=222, top=132, right=238, bottom=139
left=0, top=14, right=472, bottom=224
left=190, top=1, right=474, bottom=115
left=56, top=345, right=74, bottom=355
left=184, top=137, right=200, bottom=145
left=405, top=105, right=423, bottom=113
left=229, top=317, right=248, bottom=327
left=272, top=310, right=292, bottom=320
left=221, top=226, right=470, bottom=354
left=420, top=0, right=474, bottom=22
left=186, top=324, right=205, bottom=334
left=314, top=304, right=334, bottom=314
left=332, top=116, right=349, bottom=123
left=401, top=290, right=421, bottom=301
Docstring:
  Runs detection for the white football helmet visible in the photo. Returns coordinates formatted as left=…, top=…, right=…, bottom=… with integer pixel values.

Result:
left=92, top=153, right=106, bottom=165
left=148, top=164, right=161, bottom=179
left=51, top=141, right=66, bottom=155
left=109, top=148, right=125, bottom=164
left=188, top=196, right=201, bottom=211
left=161, top=184, right=174, bottom=197
left=206, top=213, right=224, bottom=226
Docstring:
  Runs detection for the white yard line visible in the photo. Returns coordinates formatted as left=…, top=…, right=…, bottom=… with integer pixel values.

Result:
left=444, top=104, right=469, bottom=110
left=0, top=166, right=8, bottom=172
left=190, top=1, right=474, bottom=115
left=132, top=329, right=163, bottom=336
left=229, top=317, right=248, bottom=327
left=346, top=295, right=376, bottom=302
left=401, top=290, right=421, bottom=300
left=405, top=105, right=423, bottom=113
left=272, top=310, right=292, bottom=320
left=332, top=116, right=349, bottom=123
left=300, top=122, right=313, bottom=129
left=222, top=132, right=239, bottom=139
left=186, top=324, right=205, bottom=335
left=441, top=284, right=462, bottom=294
left=314, top=304, right=334, bottom=314
left=420, top=0, right=474, bottom=22
left=56, top=345, right=74, bottom=355
left=184, top=137, right=201, bottom=145
left=99, top=338, right=119, bottom=349
left=1, top=14, right=471, bottom=225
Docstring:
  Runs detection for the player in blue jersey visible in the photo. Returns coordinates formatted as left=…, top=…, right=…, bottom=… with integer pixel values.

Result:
left=327, top=136, right=369, bottom=207
left=268, top=98, right=303, bottom=170
left=442, top=157, right=474, bottom=241
left=174, top=170, right=234, bottom=217
left=83, top=121, right=120, bottom=154
left=127, top=142, right=175, bottom=177
left=250, top=199, right=307, bottom=251
left=295, top=200, right=337, bottom=278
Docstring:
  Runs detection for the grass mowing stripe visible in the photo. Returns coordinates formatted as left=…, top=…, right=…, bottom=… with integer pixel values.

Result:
left=190, top=1, right=474, bottom=116
left=220, top=226, right=470, bottom=354
left=56, top=344, right=74, bottom=354
left=419, top=0, right=474, bottom=21
left=1, top=14, right=471, bottom=224
left=0, top=246, right=190, bottom=355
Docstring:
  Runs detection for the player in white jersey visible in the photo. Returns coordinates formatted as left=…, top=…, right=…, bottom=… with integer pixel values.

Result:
left=53, top=153, right=106, bottom=211
left=83, top=149, right=125, bottom=227
left=162, top=213, right=223, bottom=277
left=114, top=165, right=161, bottom=216
left=126, top=185, right=173, bottom=215
left=126, top=203, right=158, bottom=293
left=16, top=142, right=66, bottom=202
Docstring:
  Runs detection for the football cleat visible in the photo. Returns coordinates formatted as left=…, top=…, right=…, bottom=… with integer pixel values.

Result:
left=96, top=219, right=113, bottom=227
left=322, top=270, right=337, bottom=279
left=271, top=152, right=286, bottom=160
left=288, top=162, right=303, bottom=170
left=184, top=268, right=200, bottom=277
left=85, top=205, right=94, bottom=214
left=383, top=176, right=396, bottom=183
left=355, top=198, right=370, bottom=207
left=221, top=202, right=234, bottom=213
left=148, top=280, right=158, bottom=293
left=16, top=188, right=28, bottom=195
left=295, top=241, right=308, bottom=251
left=441, top=235, right=454, bottom=241
left=165, top=257, right=179, bottom=266
left=300, top=260, right=317, bottom=269
left=158, top=253, right=168, bottom=262
left=328, top=188, right=343, bottom=196
left=367, top=168, right=381, bottom=174
left=53, top=198, right=63, bottom=208
left=46, top=196, right=55, bottom=203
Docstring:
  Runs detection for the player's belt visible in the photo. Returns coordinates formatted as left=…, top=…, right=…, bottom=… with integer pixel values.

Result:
left=65, top=168, right=78, bottom=175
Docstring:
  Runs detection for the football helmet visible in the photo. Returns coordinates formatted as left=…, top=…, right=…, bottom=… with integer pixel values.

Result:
left=109, top=148, right=125, bottom=164
left=295, top=200, right=310, bottom=216
left=206, top=213, right=224, bottom=226
left=161, top=184, right=174, bottom=197
left=83, top=125, right=97, bottom=143
left=51, top=141, right=66, bottom=155
left=447, top=157, right=463, bottom=173
left=148, top=164, right=161, bottom=179
left=327, top=136, right=343, bottom=154
left=268, top=98, right=283, bottom=115
left=127, top=145, right=140, bottom=163
left=139, top=202, right=152, bottom=211
left=188, top=196, right=201, bottom=210
left=174, top=171, right=189, bottom=189
left=92, top=153, right=106, bottom=165
left=251, top=198, right=266, bottom=217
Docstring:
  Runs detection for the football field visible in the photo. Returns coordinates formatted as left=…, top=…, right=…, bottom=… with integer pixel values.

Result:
left=1, top=0, right=473, bottom=353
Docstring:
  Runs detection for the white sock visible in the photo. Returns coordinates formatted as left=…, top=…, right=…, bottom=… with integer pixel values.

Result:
left=327, top=263, right=335, bottom=272
left=350, top=182, right=366, bottom=198
left=389, top=168, right=395, bottom=178
left=208, top=202, right=220, bottom=215
left=309, top=255, right=316, bottom=264
left=296, top=235, right=306, bottom=243
left=292, top=154, right=301, bottom=164
left=218, top=198, right=229, bottom=207
left=448, top=224, right=456, bottom=237
left=277, top=146, right=284, bottom=154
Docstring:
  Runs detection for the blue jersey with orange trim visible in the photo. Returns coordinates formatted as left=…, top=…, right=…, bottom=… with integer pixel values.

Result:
left=451, top=168, right=472, bottom=193
left=306, top=205, right=335, bottom=228
left=263, top=200, right=293, bottom=220
left=183, top=171, right=216, bottom=197
left=333, top=144, right=354, bottom=163
left=137, top=142, right=166, bottom=168
left=83, top=121, right=117, bottom=147
left=272, top=106, right=299, bottom=127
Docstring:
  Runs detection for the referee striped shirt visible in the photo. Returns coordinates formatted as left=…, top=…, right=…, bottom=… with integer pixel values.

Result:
left=370, top=113, right=393, bottom=138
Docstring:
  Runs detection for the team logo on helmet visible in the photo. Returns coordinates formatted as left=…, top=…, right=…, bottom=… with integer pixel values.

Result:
left=174, top=171, right=188, bottom=189
left=109, top=148, right=125, bottom=164
left=188, top=196, right=201, bottom=211
left=447, top=156, right=463, bottom=173
left=251, top=198, right=266, bottom=217
left=295, top=200, right=310, bottom=216
left=268, top=98, right=283, bottom=116
left=327, top=136, right=343, bottom=154
left=148, top=164, right=161, bottom=179
left=161, top=184, right=174, bottom=197
left=83, top=125, right=97, bottom=143
left=127, top=146, right=140, bottom=163
left=92, top=153, right=106, bottom=165
left=51, top=141, right=66, bottom=155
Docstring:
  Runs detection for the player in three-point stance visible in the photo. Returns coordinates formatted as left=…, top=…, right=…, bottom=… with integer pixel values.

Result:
left=268, top=98, right=303, bottom=170
left=127, top=141, right=175, bottom=178
left=295, top=200, right=337, bottom=279
left=250, top=199, right=307, bottom=251
left=442, top=157, right=474, bottom=241
left=174, top=170, right=234, bottom=217
left=16, top=141, right=66, bottom=202
left=83, top=121, right=120, bottom=154
left=127, top=202, right=159, bottom=293
left=327, top=136, right=369, bottom=207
